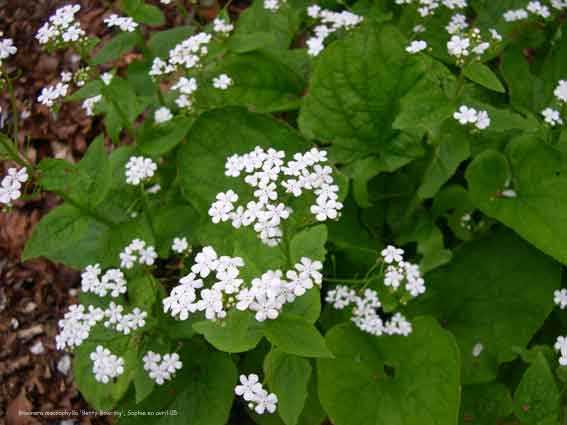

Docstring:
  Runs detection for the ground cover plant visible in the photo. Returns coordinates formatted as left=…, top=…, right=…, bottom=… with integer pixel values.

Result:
left=1, top=0, right=567, bottom=424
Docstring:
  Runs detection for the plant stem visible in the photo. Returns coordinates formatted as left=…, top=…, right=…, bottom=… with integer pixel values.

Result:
left=6, top=75, right=20, bottom=144
left=0, top=134, right=32, bottom=169
left=140, top=185, right=157, bottom=241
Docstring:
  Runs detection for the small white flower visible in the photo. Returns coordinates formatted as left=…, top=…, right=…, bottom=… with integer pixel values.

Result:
left=101, top=72, right=113, bottom=85
left=155, top=107, right=173, bottom=124
left=381, top=245, right=404, bottom=264
left=554, top=80, right=567, bottom=103
left=406, top=40, right=427, bottom=54
left=447, top=35, right=470, bottom=58
left=542, top=108, right=564, bottom=126
left=172, top=237, right=189, bottom=254
left=453, top=105, right=478, bottom=125
left=554, top=289, right=567, bottom=309
left=213, top=74, right=233, bottom=90
left=90, top=345, right=125, bottom=383
left=503, top=9, right=528, bottom=22
left=104, top=14, right=138, bottom=32
left=213, top=18, right=234, bottom=35
left=125, top=156, right=157, bottom=185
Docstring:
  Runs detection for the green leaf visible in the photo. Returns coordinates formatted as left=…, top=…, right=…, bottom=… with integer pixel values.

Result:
left=513, top=353, right=560, bottom=424
left=232, top=0, right=300, bottom=51
left=75, top=136, right=112, bottom=208
left=466, top=137, right=567, bottom=264
left=199, top=51, right=305, bottom=113
left=317, top=316, right=460, bottom=425
left=263, top=350, right=312, bottom=425
left=153, top=203, right=200, bottom=257
left=90, top=31, right=143, bottom=65
left=417, top=121, right=472, bottom=200
left=22, top=204, right=110, bottom=269
left=136, top=116, right=193, bottom=155
left=264, top=313, right=333, bottom=358
left=463, top=62, right=505, bottom=93
left=178, top=107, right=308, bottom=213
left=123, top=0, right=165, bottom=25
left=289, top=224, right=327, bottom=264
left=118, top=344, right=236, bottom=425
left=282, top=288, right=321, bottom=324
left=299, top=22, right=426, bottom=161
left=460, top=382, right=513, bottom=425
left=74, top=336, right=138, bottom=410
left=193, top=310, right=263, bottom=353
left=128, top=275, right=157, bottom=311
left=148, top=26, right=193, bottom=58
left=411, top=228, right=560, bottom=384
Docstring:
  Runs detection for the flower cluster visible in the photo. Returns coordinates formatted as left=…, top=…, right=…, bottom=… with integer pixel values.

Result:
left=406, top=40, right=428, bottom=54
left=264, top=0, right=286, bottom=11
left=143, top=351, right=183, bottom=384
left=446, top=27, right=497, bottom=63
left=125, top=156, right=158, bottom=186
left=55, top=302, right=147, bottom=350
left=305, top=5, right=363, bottom=56
left=453, top=105, right=491, bottom=130
left=150, top=32, right=212, bottom=78
left=503, top=1, right=555, bottom=21
left=0, top=167, right=28, bottom=206
left=90, top=345, right=125, bottom=383
left=213, top=146, right=342, bottom=247
left=326, top=246, right=425, bottom=337
left=119, top=239, right=158, bottom=269
left=37, top=82, right=70, bottom=109
left=104, top=14, right=138, bottom=32
left=36, top=4, right=86, bottom=47
left=81, top=264, right=127, bottom=298
left=213, top=74, right=233, bottom=90
left=395, top=0, right=467, bottom=17
left=540, top=80, right=567, bottom=127
left=213, top=18, right=234, bottom=35
left=235, top=374, right=278, bottom=415
left=163, top=246, right=322, bottom=323
left=0, top=37, right=17, bottom=74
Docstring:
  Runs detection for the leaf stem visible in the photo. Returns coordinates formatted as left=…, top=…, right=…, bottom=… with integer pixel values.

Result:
left=53, top=190, right=116, bottom=227
left=140, top=185, right=157, bottom=241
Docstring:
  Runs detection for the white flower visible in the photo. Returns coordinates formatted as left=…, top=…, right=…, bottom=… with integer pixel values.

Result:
left=307, top=37, right=325, bottom=56
left=213, top=74, right=233, bottom=90
left=264, top=0, right=283, bottom=10
left=542, top=108, right=564, bottom=126
left=196, top=288, right=226, bottom=320
left=474, top=110, right=491, bottom=130
left=453, top=105, right=477, bottom=124
left=191, top=246, right=218, bottom=278
left=501, top=189, right=517, bottom=198
left=526, top=1, right=550, bottom=18
left=294, top=257, right=323, bottom=285
left=82, top=95, right=102, bottom=116
left=254, top=390, right=278, bottom=414
left=155, top=107, right=173, bottom=124
left=554, top=289, right=567, bottom=309
left=101, top=72, right=113, bottom=85
left=235, top=374, right=263, bottom=401
left=0, top=38, right=17, bottom=59
left=172, top=77, right=198, bottom=95
left=446, top=14, right=467, bottom=34
left=143, top=351, right=182, bottom=384
left=489, top=28, right=502, bottom=42
left=90, top=345, right=125, bottom=383
left=37, top=82, right=69, bottom=108
left=381, top=245, right=404, bottom=264
left=406, top=40, right=427, bottom=54
left=503, top=9, right=528, bottom=22
left=172, top=237, right=189, bottom=254
left=104, top=14, right=138, bottom=32
left=472, top=342, right=484, bottom=357
left=554, top=335, right=567, bottom=362
left=0, top=179, right=21, bottom=205
left=447, top=35, right=470, bottom=58
left=213, top=18, right=234, bottom=35
left=307, top=5, right=321, bottom=17
left=125, top=156, right=157, bottom=185
left=554, top=80, right=567, bottom=103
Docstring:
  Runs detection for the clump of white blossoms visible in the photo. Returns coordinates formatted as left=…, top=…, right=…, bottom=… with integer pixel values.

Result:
left=37, top=82, right=69, bottom=109
left=0, top=167, right=28, bottom=206
left=143, top=351, right=183, bottom=384
left=446, top=27, right=495, bottom=63
left=305, top=5, right=363, bottom=56
left=395, top=0, right=467, bottom=18
left=104, top=14, right=138, bottom=32
left=80, top=264, right=127, bottom=298
left=55, top=302, right=147, bottom=350
left=555, top=336, right=567, bottom=366
left=503, top=9, right=529, bottom=22
left=213, top=74, right=233, bottom=90
left=155, top=106, right=173, bottom=124
left=326, top=245, right=425, bottom=337
left=453, top=105, right=491, bottom=130
left=90, top=345, right=125, bottom=383
left=213, top=18, right=234, bottom=35
left=213, top=146, right=342, bottom=247
left=554, top=288, right=567, bottom=309
left=0, top=37, right=17, bottom=75
left=235, top=374, right=278, bottom=415
left=406, top=40, right=428, bottom=54
left=119, top=239, right=158, bottom=269
left=36, top=4, right=86, bottom=47
left=503, top=0, right=567, bottom=22
left=163, top=245, right=323, bottom=323
left=125, top=156, right=158, bottom=186
left=542, top=108, right=563, bottom=126
left=264, top=0, right=286, bottom=11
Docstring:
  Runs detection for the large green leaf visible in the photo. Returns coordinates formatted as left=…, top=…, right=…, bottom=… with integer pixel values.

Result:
left=193, top=310, right=263, bottom=353
left=299, top=22, right=426, bottom=161
left=289, top=224, right=327, bottom=264
left=411, top=228, right=559, bottom=384
left=466, top=137, right=567, bottom=264
left=118, top=344, right=236, bottom=425
left=317, top=316, right=460, bottom=425
left=460, top=382, right=513, bottom=425
left=513, top=353, right=560, bottom=424
left=263, top=350, right=312, bottom=425
left=264, top=313, right=333, bottom=358
left=178, top=107, right=308, bottom=213
left=90, top=32, right=143, bottom=65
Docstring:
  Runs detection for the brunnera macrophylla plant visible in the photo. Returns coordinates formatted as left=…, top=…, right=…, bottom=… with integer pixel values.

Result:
left=0, top=0, right=566, bottom=423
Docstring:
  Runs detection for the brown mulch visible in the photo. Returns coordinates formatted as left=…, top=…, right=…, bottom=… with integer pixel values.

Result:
left=0, top=0, right=239, bottom=423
